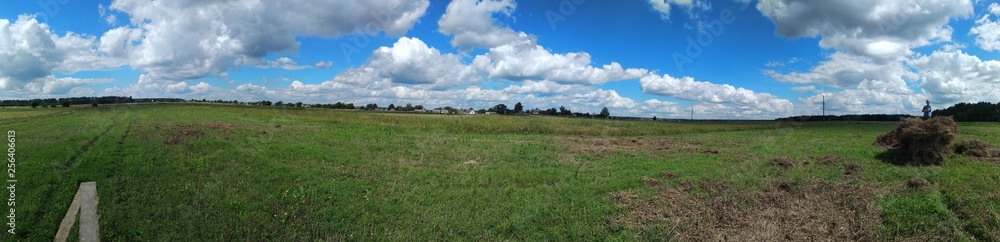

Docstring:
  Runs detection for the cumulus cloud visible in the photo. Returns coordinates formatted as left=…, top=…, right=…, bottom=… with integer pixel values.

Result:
left=908, top=50, right=1000, bottom=105
left=764, top=52, right=918, bottom=88
left=436, top=0, right=649, bottom=87
left=189, top=82, right=214, bottom=94
left=502, top=80, right=588, bottom=95
left=0, top=16, right=122, bottom=95
left=757, top=0, right=973, bottom=62
left=641, top=99, right=682, bottom=114
left=476, top=37, right=649, bottom=85
left=569, top=89, right=638, bottom=109
left=40, top=77, right=115, bottom=94
left=334, top=37, right=480, bottom=90
left=105, top=0, right=430, bottom=81
left=0, top=16, right=60, bottom=83
left=437, top=0, right=526, bottom=50
left=970, top=3, right=1000, bottom=51
left=640, top=73, right=793, bottom=117
left=798, top=79, right=921, bottom=115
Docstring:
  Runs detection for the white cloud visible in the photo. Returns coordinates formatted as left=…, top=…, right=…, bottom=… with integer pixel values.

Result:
left=98, top=4, right=117, bottom=24
left=791, top=85, right=815, bottom=93
left=105, top=0, right=430, bottom=81
left=437, top=0, right=526, bottom=51
left=764, top=52, right=918, bottom=88
left=41, top=77, right=115, bottom=94
left=476, top=37, right=649, bottom=85
left=908, top=50, right=1000, bottom=105
left=641, top=99, right=682, bottom=114
left=234, top=83, right=268, bottom=94
left=569, top=89, right=638, bottom=109
left=640, top=73, right=793, bottom=115
left=248, top=57, right=329, bottom=71
left=0, top=16, right=60, bottom=83
left=98, top=27, right=140, bottom=59
left=103, top=76, right=187, bottom=97
left=0, top=16, right=123, bottom=96
left=334, top=37, right=480, bottom=90
left=189, top=82, right=214, bottom=94
left=970, top=3, right=1000, bottom=51
left=69, top=87, right=96, bottom=96
left=757, top=0, right=973, bottom=62
left=313, top=61, right=333, bottom=68
left=646, top=0, right=711, bottom=20
left=798, top=79, right=921, bottom=115
left=436, top=0, right=648, bottom=86
left=502, top=80, right=587, bottom=95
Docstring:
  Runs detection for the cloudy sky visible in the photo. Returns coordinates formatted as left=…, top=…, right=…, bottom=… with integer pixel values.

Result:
left=2, top=0, right=999, bottom=119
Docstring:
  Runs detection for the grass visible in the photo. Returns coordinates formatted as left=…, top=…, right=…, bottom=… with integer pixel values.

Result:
left=0, top=107, right=75, bottom=122
left=2, top=103, right=998, bottom=241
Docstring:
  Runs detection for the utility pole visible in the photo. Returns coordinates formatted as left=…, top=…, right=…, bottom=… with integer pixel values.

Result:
left=690, top=108, right=694, bottom=120
left=822, top=95, right=826, bottom=117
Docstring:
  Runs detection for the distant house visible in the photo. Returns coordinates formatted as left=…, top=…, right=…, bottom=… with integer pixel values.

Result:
left=459, top=108, right=476, bottom=115
left=531, top=108, right=541, bottom=115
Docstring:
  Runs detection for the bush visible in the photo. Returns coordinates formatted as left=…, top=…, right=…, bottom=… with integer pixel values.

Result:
left=873, top=117, right=957, bottom=165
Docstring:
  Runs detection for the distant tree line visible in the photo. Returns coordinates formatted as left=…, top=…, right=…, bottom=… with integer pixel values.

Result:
left=932, top=102, right=1000, bottom=122
left=1, top=96, right=614, bottom=119
left=315, top=102, right=356, bottom=110
left=1, top=96, right=137, bottom=108
left=136, top=98, right=185, bottom=103
left=775, top=114, right=914, bottom=122
left=189, top=99, right=238, bottom=104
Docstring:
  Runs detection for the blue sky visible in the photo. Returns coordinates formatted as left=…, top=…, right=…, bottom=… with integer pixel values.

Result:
left=2, top=0, right=1000, bottom=119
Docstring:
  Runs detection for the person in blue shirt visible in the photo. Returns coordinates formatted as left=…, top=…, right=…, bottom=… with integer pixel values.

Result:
left=922, top=100, right=932, bottom=119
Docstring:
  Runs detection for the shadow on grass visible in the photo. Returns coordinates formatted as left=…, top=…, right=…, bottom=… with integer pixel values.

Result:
left=876, top=149, right=949, bottom=167
left=876, top=149, right=908, bottom=166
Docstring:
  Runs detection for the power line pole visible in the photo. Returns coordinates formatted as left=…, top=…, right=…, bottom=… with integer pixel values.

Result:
left=822, top=94, right=826, bottom=117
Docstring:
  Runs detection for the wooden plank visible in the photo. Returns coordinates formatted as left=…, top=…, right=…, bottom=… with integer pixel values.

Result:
left=78, top=182, right=99, bottom=242
left=53, top=183, right=85, bottom=242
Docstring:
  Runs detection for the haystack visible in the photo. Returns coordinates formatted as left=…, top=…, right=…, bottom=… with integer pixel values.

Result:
left=873, top=117, right=957, bottom=165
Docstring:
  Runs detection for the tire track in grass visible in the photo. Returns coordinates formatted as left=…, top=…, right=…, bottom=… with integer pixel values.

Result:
left=28, top=110, right=120, bottom=238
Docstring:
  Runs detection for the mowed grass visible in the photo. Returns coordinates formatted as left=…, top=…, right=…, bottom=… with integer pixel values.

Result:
left=1, top=103, right=998, bottom=241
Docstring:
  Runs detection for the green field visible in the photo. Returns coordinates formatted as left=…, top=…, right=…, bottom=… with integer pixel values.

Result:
left=2, top=104, right=998, bottom=241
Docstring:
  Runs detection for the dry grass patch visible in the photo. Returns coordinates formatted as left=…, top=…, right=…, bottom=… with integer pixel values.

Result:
left=951, top=140, right=1000, bottom=162
left=723, top=153, right=758, bottom=163
left=556, top=136, right=685, bottom=160
left=769, top=157, right=797, bottom=169
left=814, top=155, right=841, bottom=166
left=612, top=176, right=882, bottom=241
left=555, top=136, right=724, bottom=161
left=157, top=121, right=236, bottom=144
left=903, top=177, right=932, bottom=191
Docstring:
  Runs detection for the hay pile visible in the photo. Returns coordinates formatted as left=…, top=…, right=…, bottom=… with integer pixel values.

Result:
left=873, top=117, right=957, bottom=165
left=952, top=140, right=1000, bottom=159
